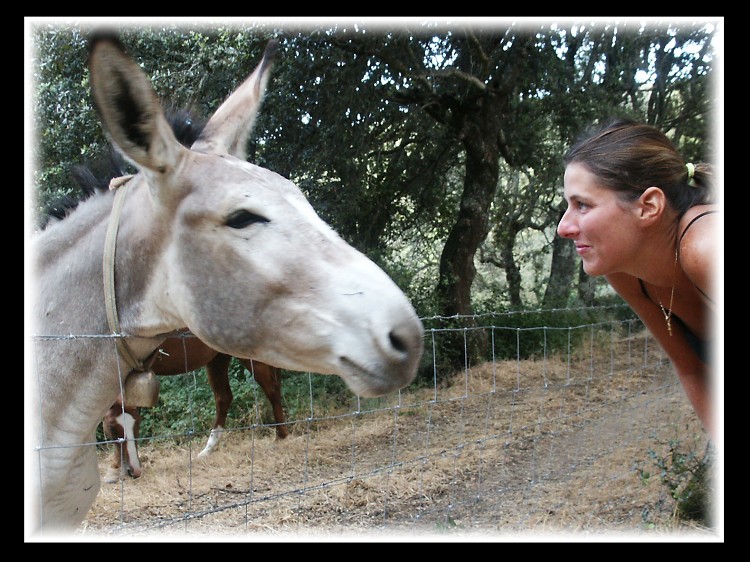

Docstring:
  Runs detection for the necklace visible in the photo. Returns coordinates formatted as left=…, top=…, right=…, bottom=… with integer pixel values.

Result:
left=657, top=249, right=679, bottom=336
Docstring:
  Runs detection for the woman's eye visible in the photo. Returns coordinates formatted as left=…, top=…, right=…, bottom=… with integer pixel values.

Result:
left=225, top=210, right=270, bottom=229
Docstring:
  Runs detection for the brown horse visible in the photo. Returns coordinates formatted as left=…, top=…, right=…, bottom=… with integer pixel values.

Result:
left=102, top=335, right=287, bottom=483
left=30, top=34, right=423, bottom=533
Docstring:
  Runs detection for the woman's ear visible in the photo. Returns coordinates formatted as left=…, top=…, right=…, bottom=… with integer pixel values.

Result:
left=637, top=186, right=667, bottom=223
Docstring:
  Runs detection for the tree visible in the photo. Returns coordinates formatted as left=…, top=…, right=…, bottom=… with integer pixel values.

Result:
left=30, top=20, right=718, bottom=359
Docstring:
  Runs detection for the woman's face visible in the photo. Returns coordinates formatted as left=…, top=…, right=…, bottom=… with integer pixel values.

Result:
left=557, top=162, right=641, bottom=277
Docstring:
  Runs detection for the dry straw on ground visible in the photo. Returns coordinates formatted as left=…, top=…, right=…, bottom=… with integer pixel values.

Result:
left=80, top=331, right=718, bottom=541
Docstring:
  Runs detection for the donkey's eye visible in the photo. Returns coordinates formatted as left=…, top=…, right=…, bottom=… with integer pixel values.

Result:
left=225, top=210, right=269, bottom=229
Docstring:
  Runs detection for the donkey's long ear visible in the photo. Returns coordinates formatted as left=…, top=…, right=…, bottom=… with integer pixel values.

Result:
left=191, top=40, right=278, bottom=160
left=88, top=32, right=186, bottom=180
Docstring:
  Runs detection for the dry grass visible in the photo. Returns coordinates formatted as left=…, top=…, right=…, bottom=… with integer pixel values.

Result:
left=78, top=331, right=718, bottom=541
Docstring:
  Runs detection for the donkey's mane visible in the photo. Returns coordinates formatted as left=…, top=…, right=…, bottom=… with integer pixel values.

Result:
left=40, top=108, right=207, bottom=228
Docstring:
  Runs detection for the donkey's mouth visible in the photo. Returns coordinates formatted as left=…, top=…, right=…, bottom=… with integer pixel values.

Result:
left=339, top=357, right=405, bottom=398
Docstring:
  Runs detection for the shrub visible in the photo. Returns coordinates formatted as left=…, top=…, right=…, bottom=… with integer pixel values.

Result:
left=637, top=437, right=714, bottom=527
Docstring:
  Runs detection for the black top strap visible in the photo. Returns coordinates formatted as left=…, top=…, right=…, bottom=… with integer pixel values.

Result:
left=678, top=210, right=718, bottom=250
left=678, top=210, right=718, bottom=302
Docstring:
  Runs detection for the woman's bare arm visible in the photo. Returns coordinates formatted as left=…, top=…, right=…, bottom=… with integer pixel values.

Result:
left=606, top=272, right=713, bottom=437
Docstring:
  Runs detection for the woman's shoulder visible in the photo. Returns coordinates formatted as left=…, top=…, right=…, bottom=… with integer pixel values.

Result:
left=678, top=204, right=719, bottom=243
left=678, top=205, right=719, bottom=253
left=678, top=204, right=719, bottom=300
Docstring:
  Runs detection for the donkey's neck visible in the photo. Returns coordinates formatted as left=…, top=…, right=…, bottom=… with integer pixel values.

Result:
left=32, top=181, right=172, bottom=436
left=35, top=180, right=177, bottom=336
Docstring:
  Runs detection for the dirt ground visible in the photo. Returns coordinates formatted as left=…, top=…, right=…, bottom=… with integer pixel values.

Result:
left=77, top=332, right=720, bottom=542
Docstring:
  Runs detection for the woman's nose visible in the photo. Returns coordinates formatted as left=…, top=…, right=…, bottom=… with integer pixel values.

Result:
left=557, top=210, right=576, bottom=239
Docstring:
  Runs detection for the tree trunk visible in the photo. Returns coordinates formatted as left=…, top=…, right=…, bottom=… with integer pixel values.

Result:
left=434, top=95, right=502, bottom=369
left=435, top=97, right=501, bottom=318
left=543, top=221, right=578, bottom=308
left=577, top=264, right=597, bottom=306
left=500, top=236, right=523, bottom=308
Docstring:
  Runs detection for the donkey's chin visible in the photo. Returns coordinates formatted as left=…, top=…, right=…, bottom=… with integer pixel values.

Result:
left=339, top=357, right=416, bottom=398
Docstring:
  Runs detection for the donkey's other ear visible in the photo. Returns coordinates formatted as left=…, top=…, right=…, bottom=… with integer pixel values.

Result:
left=191, top=40, right=279, bottom=160
left=88, top=33, right=187, bottom=180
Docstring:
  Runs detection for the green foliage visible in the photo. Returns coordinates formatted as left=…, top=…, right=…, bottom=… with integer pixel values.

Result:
left=636, top=437, right=714, bottom=526
left=136, top=361, right=354, bottom=441
left=31, top=26, right=103, bottom=220
left=281, top=372, right=352, bottom=420
left=30, top=21, right=718, bottom=369
left=488, top=308, right=593, bottom=360
left=29, top=23, right=274, bottom=226
left=139, top=372, right=215, bottom=441
left=416, top=305, right=635, bottom=385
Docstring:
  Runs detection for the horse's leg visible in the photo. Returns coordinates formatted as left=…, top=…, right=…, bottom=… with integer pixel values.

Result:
left=102, top=399, right=142, bottom=483
left=120, top=406, right=142, bottom=478
left=198, top=353, right=233, bottom=458
left=245, top=360, right=288, bottom=439
left=102, top=404, right=123, bottom=484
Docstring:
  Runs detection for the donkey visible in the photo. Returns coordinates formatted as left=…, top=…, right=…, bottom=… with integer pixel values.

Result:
left=29, top=33, right=423, bottom=534
left=103, top=334, right=288, bottom=484
left=43, top=101, right=290, bottom=479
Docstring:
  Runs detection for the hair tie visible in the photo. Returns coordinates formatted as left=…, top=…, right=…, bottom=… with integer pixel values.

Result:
left=686, top=162, right=696, bottom=186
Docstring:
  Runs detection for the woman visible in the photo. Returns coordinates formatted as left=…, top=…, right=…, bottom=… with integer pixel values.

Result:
left=557, top=118, right=719, bottom=438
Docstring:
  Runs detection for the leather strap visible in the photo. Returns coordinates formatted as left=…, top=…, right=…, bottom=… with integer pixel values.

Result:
left=103, top=178, right=144, bottom=372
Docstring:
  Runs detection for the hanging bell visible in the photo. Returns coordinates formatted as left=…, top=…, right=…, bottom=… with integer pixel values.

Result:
left=123, top=369, right=160, bottom=408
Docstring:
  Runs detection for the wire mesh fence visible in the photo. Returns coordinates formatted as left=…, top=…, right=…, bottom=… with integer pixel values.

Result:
left=29, top=306, right=719, bottom=540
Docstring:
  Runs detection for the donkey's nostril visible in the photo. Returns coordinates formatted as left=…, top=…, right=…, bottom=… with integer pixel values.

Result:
left=389, top=331, right=408, bottom=354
